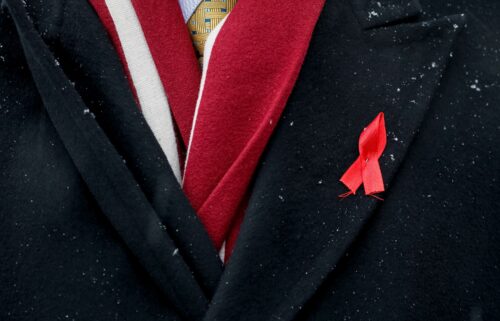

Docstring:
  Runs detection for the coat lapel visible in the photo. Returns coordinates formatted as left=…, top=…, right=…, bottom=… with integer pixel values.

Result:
left=203, top=0, right=465, bottom=320
left=4, top=1, right=222, bottom=319
left=76, top=0, right=224, bottom=296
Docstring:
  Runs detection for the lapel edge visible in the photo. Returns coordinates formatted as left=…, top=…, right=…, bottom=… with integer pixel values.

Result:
left=4, top=1, right=209, bottom=319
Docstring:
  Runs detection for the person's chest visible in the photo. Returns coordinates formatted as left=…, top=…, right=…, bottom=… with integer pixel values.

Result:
left=1, top=0, right=499, bottom=320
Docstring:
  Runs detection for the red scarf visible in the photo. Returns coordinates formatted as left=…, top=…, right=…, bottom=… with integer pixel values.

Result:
left=89, top=0, right=200, bottom=146
left=89, top=0, right=325, bottom=261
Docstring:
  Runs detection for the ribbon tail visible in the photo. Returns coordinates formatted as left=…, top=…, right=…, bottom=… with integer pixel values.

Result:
left=368, top=194, right=384, bottom=201
left=339, top=191, right=353, bottom=199
left=339, top=156, right=363, bottom=196
left=362, top=159, right=385, bottom=195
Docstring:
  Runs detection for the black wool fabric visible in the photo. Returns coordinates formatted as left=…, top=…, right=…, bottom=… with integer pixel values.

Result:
left=1, top=0, right=499, bottom=320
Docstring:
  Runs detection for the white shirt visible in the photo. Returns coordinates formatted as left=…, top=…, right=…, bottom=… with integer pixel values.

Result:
left=178, top=0, right=203, bottom=22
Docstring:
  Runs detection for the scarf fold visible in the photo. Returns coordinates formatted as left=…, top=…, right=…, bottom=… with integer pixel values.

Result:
left=183, top=0, right=326, bottom=259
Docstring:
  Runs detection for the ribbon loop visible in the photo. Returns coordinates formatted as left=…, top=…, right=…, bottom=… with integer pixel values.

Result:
left=340, top=112, right=387, bottom=197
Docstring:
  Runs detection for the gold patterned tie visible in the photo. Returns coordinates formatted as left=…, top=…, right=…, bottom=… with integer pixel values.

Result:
left=187, top=0, right=237, bottom=61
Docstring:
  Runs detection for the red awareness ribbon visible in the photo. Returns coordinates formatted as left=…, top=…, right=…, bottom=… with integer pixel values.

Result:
left=339, top=112, right=387, bottom=199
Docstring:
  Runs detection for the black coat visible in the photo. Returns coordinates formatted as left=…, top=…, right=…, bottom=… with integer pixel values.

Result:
left=1, top=0, right=499, bottom=320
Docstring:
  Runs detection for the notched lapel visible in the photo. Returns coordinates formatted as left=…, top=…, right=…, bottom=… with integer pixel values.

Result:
left=3, top=1, right=215, bottom=320
left=352, top=0, right=422, bottom=29
left=361, top=13, right=467, bottom=198
left=203, top=0, right=466, bottom=320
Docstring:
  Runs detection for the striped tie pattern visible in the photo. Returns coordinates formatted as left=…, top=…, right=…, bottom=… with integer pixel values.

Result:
left=188, top=0, right=237, bottom=60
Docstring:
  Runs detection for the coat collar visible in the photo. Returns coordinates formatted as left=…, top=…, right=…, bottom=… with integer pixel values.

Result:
left=202, top=0, right=466, bottom=320
left=3, top=1, right=222, bottom=320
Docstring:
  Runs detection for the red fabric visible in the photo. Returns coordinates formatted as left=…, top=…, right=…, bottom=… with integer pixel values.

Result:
left=89, top=0, right=201, bottom=147
left=130, top=0, right=201, bottom=146
left=183, top=0, right=326, bottom=259
left=340, top=112, right=387, bottom=197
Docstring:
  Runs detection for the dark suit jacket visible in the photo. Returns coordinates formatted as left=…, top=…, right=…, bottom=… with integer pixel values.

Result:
left=1, top=0, right=499, bottom=320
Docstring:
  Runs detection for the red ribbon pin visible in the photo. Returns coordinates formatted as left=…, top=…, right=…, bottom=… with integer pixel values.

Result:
left=339, top=112, right=387, bottom=199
